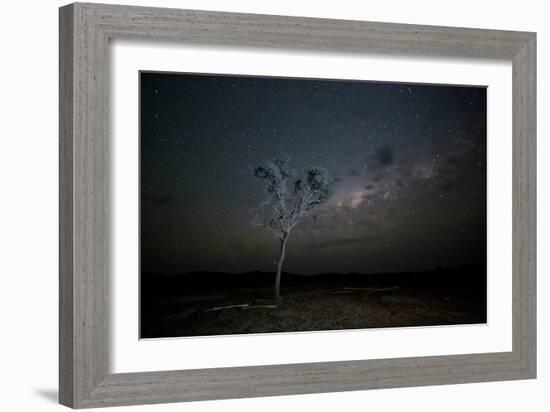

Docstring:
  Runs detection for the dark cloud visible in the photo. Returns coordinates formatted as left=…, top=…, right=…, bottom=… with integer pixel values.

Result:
left=373, top=145, right=394, bottom=168
left=372, top=173, right=383, bottom=182
left=440, top=179, right=460, bottom=193
left=447, top=155, right=460, bottom=165
left=305, top=236, right=381, bottom=249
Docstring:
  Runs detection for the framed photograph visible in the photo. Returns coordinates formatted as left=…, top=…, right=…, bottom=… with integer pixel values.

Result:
left=59, top=2, right=536, bottom=408
left=139, top=72, right=489, bottom=339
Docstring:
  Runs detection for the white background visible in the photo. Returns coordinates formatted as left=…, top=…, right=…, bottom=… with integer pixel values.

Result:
left=112, top=42, right=512, bottom=373
left=0, top=1, right=547, bottom=411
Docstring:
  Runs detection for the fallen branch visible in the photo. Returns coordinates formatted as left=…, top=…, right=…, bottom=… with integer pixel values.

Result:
left=329, top=286, right=399, bottom=296
left=342, top=286, right=399, bottom=292
left=243, top=304, right=278, bottom=310
left=203, top=303, right=250, bottom=312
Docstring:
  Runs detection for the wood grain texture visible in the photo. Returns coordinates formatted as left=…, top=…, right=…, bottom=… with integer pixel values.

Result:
left=512, top=35, right=537, bottom=373
left=59, top=4, right=75, bottom=406
left=59, top=2, right=536, bottom=408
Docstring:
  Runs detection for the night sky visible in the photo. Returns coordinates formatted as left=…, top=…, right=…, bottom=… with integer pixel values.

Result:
left=140, top=72, right=486, bottom=275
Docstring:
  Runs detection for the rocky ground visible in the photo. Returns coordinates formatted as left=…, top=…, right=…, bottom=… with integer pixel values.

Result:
left=140, top=267, right=486, bottom=338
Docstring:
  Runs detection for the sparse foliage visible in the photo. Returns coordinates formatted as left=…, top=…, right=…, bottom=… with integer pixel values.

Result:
left=253, top=155, right=333, bottom=301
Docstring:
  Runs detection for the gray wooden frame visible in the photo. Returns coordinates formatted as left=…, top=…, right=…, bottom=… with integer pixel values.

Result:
left=59, top=2, right=536, bottom=408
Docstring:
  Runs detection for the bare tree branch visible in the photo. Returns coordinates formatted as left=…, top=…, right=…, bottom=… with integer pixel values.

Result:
left=253, top=155, right=334, bottom=301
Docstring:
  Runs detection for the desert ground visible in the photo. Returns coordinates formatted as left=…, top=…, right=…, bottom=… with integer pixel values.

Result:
left=140, top=265, right=486, bottom=338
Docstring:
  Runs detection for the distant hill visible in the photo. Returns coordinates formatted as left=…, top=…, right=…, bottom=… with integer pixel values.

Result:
left=141, top=264, right=486, bottom=300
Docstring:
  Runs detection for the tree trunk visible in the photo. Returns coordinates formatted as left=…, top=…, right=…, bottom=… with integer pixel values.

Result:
left=274, top=234, right=288, bottom=302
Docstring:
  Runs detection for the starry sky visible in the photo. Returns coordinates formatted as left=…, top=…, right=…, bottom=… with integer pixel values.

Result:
left=140, top=71, right=487, bottom=275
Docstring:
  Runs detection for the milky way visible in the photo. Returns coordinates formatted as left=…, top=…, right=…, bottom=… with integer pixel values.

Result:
left=140, top=72, right=486, bottom=275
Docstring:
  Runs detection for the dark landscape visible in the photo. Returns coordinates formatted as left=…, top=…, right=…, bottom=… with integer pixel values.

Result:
left=140, top=73, right=487, bottom=339
left=140, top=265, right=486, bottom=338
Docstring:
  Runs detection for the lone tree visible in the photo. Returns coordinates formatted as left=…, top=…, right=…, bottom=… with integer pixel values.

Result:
left=253, top=155, right=333, bottom=302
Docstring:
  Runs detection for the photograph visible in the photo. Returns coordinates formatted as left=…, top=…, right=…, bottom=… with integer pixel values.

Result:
left=139, top=71, right=487, bottom=339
